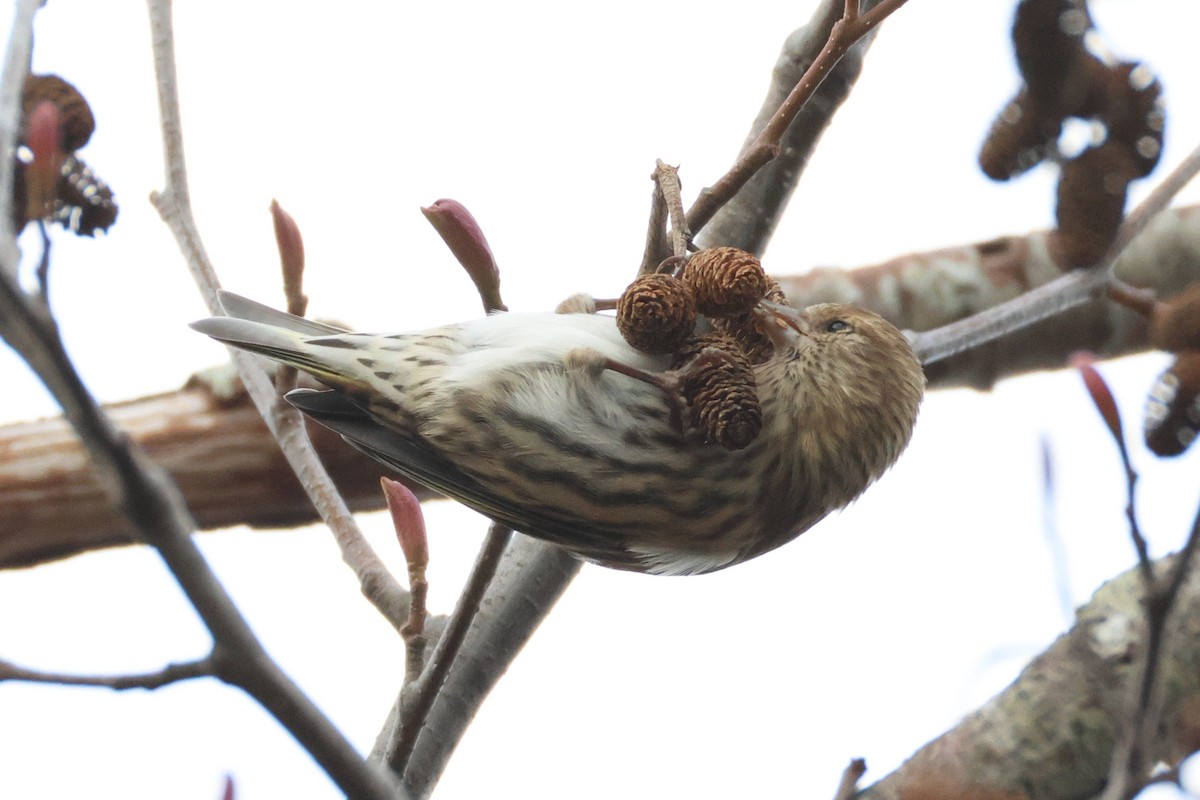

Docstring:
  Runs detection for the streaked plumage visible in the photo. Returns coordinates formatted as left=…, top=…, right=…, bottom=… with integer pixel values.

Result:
left=192, top=290, right=924, bottom=575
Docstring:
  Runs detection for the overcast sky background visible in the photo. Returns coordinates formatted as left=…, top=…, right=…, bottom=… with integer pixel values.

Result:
left=2, top=2, right=1200, bottom=798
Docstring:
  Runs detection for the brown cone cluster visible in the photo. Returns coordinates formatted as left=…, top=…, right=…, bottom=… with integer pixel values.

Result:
left=13, top=73, right=117, bottom=237
left=979, top=0, right=1163, bottom=268
left=615, top=247, right=789, bottom=449
left=1143, top=284, right=1200, bottom=457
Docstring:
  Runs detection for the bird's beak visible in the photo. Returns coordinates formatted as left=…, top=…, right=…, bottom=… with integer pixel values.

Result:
left=754, top=300, right=811, bottom=350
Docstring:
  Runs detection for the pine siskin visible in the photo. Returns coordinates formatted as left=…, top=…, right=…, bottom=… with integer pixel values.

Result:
left=192, top=291, right=924, bottom=575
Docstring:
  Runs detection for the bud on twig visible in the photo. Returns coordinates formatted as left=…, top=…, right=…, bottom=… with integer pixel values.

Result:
left=270, top=199, right=307, bottom=317
left=23, top=101, right=63, bottom=222
left=22, top=74, right=93, bottom=153
left=1074, top=352, right=1126, bottom=447
left=381, top=477, right=429, bottom=683
left=421, top=198, right=506, bottom=313
left=381, top=477, right=429, bottom=573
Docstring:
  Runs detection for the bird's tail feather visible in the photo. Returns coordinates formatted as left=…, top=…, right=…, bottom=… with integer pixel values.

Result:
left=191, top=293, right=363, bottom=388
left=216, top=290, right=347, bottom=335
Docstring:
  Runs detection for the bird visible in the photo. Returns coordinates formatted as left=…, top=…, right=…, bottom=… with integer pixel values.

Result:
left=192, top=290, right=925, bottom=576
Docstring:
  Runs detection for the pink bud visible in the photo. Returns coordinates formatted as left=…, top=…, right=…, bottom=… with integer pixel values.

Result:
left=380, top=477, right=429, bottom=570
left=421, top=198, right=507, bottom=312
left=220, top=775, right=235, bottom=800
left=24, top=100, right=64, bottom=220
left=1073, top=352, right=1126, bottom=445
left=270, top=199, right=306, bottom=315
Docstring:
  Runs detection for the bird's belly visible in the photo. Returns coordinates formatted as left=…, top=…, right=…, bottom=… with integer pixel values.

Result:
left=417, top=369, right=802, bottom=573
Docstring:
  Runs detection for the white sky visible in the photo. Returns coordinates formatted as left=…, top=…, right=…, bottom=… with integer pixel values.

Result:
left=2, top=2, right=1200, bottom=799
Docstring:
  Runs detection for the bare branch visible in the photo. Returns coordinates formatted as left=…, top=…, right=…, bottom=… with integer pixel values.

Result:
left=860, top=548, right=1200, bottom=800
left=688, top=0, right=909, bottom=245
left=381, top=523, right=513, bottom=777
left=371, top=535, right=582, bottom=800
left=0, top=656, right=213, bottom=690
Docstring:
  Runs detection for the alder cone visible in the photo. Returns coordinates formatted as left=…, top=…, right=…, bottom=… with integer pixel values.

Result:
left=1144, top=352, right=1200, bottom=457
left=673, top=333, right=762, bottom=450
left=681, top=246, right=768, bottom=317
left=711, top=276, right=788, bottom=364
left=1050, top=141, right=1136, bottom=268
left=1093, top=62, right=1164, bottom=179
left=978, top=90, right=1061, bottom=181
left=616, top=273, right=697, bottom=354
left=1011, top=0, right=1094, bottom=117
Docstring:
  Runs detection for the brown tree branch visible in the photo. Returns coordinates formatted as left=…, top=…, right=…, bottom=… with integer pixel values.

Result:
left=859, top=547, right=1200, bottom=800
left=779, top=203, right=1200, bottom=389
left=0, top=375, right=434, bottom=569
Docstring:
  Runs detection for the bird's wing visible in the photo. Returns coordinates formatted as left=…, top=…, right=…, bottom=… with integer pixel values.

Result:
left=286, top=388, right=648, bottom=571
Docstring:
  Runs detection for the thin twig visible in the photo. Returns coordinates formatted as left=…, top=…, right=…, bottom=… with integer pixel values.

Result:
left=0, top=656, right=214, bottom=690
left=367, top=536, right=582, bottom=798
left=385, top=523, right=513, bottom=773
left=831, top=758, right=867, bottom=800
left=685, top=0, right=911, bottom=238
left=654, top=160, right=690, bottom=260
left=144, top=0, right=408, bottom=634
left=639, top=178, right=669, bottom=275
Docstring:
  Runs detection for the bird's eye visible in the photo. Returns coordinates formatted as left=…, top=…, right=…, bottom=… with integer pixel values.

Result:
left=825, top=319, right=851, bottom=333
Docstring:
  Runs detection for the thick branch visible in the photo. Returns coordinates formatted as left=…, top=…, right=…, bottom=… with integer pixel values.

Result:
left=0, top=377, right=433, bottom=569
left=860, top=549, right=1200, bottom=800
left=779, top=204, right=1200, bottom=389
